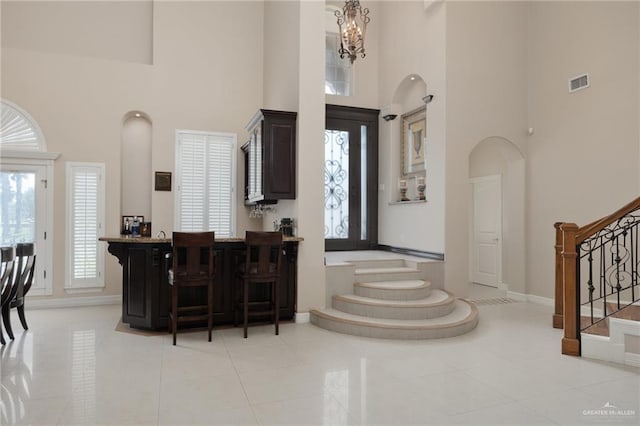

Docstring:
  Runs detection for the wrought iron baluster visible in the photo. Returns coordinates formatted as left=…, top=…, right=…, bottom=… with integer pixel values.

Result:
left=601, top=238, right=607, bottom=318
left=587, top=248, right=594, bottom=323
left=633, top=223, right=637, bottom=301
left=615, top=234, right=621, bottom=309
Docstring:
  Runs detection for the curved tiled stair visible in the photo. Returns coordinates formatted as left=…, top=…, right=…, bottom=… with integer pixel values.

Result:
left=311, top=258, right=479, bottom=340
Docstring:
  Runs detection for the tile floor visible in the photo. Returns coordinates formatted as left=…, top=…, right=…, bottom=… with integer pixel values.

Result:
left=1, top=286, right=639, bottom=425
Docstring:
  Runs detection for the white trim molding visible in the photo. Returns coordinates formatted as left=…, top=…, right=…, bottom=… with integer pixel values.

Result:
left=582, top=318, right=640, bottom=367
left=295, top=312, right=311, bottom=323
left=27, top=295, right=120, bottom=309
left=507, top=291, right=554, bottom=307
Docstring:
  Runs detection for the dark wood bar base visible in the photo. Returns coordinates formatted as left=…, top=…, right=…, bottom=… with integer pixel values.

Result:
left=103, top=238, right=299, bottom=331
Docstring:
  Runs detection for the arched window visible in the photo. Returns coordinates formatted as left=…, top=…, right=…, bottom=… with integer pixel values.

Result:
left=1, top=100, right=47, bottom=152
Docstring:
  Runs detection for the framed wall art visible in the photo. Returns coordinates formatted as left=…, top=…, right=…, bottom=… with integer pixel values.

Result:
left=401, top=106, right=426, bottom=177
left=154, top=171, right=172, bottom=191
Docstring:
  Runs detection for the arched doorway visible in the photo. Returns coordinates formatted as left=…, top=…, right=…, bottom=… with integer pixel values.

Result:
left=468, top=137, right=525, bottom=294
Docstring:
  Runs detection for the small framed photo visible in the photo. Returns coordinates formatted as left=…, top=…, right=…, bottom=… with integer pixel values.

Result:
left=401, top=106, right=427, bottom=177
left=155, top=171, right=172, bottom=191
left=121, top=215, right=144, bottom=234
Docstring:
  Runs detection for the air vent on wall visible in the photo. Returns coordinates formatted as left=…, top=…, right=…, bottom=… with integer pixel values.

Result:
left=569, top=73, right=589, bottom=93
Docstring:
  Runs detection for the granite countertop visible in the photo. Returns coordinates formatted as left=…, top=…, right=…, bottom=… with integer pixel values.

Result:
left=99, top=235, right=303, bottom=244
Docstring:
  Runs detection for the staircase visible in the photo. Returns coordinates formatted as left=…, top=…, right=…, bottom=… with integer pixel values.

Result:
left=310, top=255, right=478, bottom=339
left=581, top=303, right=640, bottom=367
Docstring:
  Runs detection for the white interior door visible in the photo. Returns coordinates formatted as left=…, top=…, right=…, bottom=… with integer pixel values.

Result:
left=470, top=175, right=502, bottom=287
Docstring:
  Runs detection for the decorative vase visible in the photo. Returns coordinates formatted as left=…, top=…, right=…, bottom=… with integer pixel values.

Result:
left=416, top=176, right=426, bottom=200
left=399, top=179, right=409, bottom=201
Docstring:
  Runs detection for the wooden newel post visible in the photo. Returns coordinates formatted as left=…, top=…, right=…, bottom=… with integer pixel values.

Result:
left=553, top=222, right=564, bottom=329
left=560, top=223, right=580, bottom=356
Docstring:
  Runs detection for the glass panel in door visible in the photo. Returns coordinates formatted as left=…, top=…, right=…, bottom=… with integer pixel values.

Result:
left=0, top=170, right=36, bottom=245
left=324, top=129, right=350, bottom=240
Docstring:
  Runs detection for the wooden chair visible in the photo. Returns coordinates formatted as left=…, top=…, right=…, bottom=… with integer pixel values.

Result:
left=0, top=246, right=16, bottom=345
left=2, top=243, right=36, bottom=339
left=168, top=232, right=215, bottom=346
left=236, top=231, right=283, bottom=338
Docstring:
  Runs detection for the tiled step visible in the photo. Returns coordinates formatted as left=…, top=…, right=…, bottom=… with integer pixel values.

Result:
left=346, top=259, right=407, bottom=269
left=332, top=289, right=455, bottom=320
left=354, top=280, right=431, bottom=301
left=310, top=299, right=479, bottom=340
left=354, top=264, right=423, bottom=283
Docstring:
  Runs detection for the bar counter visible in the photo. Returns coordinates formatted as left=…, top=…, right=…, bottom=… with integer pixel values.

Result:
left=100, top=235, right=302, bottom=330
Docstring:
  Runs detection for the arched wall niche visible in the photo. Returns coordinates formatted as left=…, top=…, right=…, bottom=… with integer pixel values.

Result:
left=468, top=136, right=526, bottom=294
left=392, top=74, right=427, bottom=114
left=121, top=111, right=152, bottom=221
left=384, top=74, right=428, bottom=200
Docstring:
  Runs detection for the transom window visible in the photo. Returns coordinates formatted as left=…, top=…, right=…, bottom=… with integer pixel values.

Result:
left=325, top=32, right=352, bottom=96
left=1, top=100, right=46, bottom=151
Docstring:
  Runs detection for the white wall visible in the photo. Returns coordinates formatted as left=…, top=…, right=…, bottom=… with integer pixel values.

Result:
left=295, top=0, right=326, bottom=312
left=1, top=1, right=265, bottom=299
left=526, top=1, right=640, bottom=299
left=445, top=1, right=529, bottom=296
left=1, top=0, right=153, bottom=64
left=377, top=0, right=447, bottom=255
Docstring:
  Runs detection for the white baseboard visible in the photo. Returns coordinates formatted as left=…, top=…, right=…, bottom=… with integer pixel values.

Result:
left=625, top=352, right=640, bottom=367
left=27, top=295, right=121, bottom=309
left=507, top=291, right=554, bottom=307
left=295, top=312, right=310, bottom=323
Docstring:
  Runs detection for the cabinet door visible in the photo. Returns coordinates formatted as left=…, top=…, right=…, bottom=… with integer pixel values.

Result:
left=264, top=122, right=295, bottom=199
left=263, top=112, right=296, bottom=200
left=124, top=246, right=150, bottom=322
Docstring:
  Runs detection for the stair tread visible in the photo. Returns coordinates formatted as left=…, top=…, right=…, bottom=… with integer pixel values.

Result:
left=334, top=289, right=452, bottom=307
left=355, top=266, right=418, bottom=275
left=355, top=280, right=429, bottom=290
left=312, top=300, right=477, bottom=329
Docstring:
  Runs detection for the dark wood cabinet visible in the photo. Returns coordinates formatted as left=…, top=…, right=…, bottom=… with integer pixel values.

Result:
left=107, top=242, right=172, bottom=329
left=243, top=109, right=297, bottom=204
left=105, top=238, right=299, bottom=330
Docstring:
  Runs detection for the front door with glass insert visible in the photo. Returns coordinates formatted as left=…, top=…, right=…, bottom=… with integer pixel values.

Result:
left=325, top=105, right=378, bottom=251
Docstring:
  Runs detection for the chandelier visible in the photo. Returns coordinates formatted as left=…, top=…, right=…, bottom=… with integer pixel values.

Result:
left=335, top=0, right=370, bottom=64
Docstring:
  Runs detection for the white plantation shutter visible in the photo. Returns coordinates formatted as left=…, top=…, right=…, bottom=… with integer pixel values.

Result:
left=66, top=162, right=105, bottom=290
left=176, top=131, right=236, bottom=237
left=179, top=134, right=207, bottom=231
left=0, top=100, right=45, bottom=151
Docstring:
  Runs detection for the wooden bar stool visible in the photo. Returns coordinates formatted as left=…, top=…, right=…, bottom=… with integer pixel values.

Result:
left=168, top=232, right=216, bottom=346
left=236, top=231, right=283, bottom=338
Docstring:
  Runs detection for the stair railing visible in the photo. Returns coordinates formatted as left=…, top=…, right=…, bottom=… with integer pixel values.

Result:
left=554, top=197, right=640, bottom=356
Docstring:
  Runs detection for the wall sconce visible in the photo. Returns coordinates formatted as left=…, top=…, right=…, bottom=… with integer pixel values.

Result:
left=382, top=114, right=397, bottom=122
left=422, top=94, right=434, bottom=105
left=335, top=0, right=371, bottom=64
